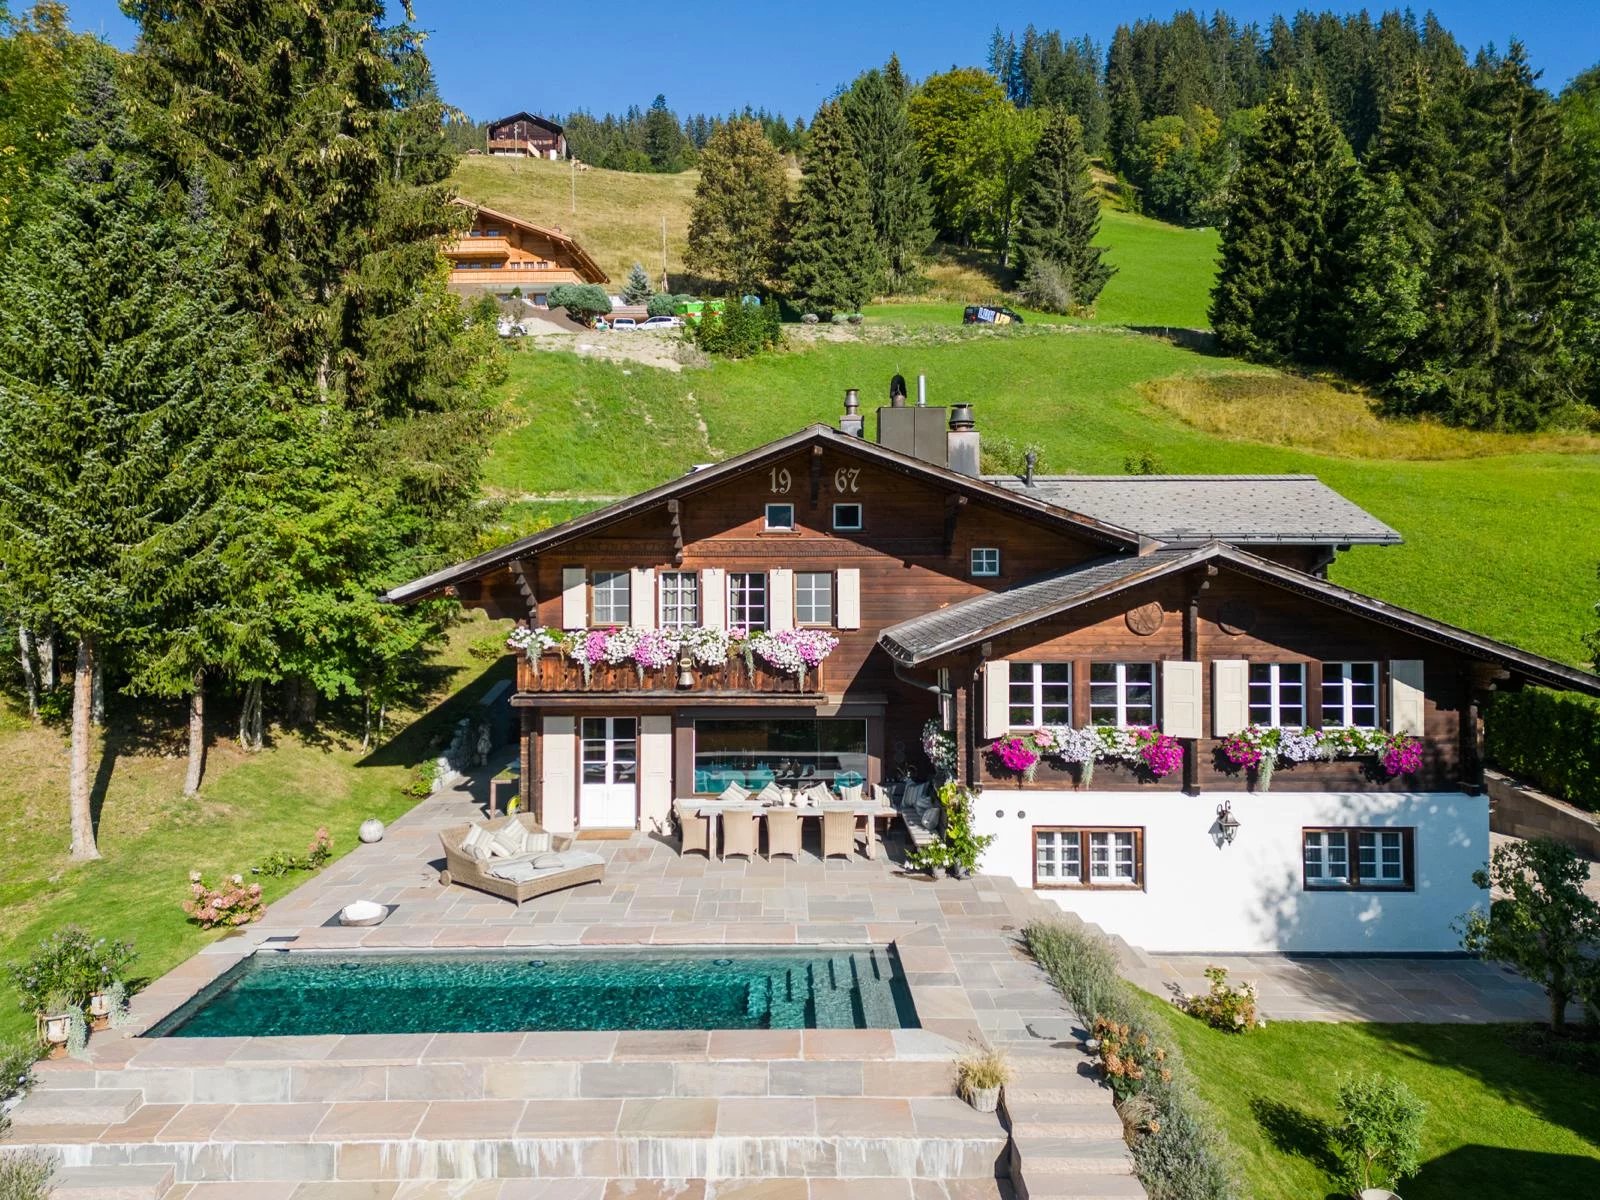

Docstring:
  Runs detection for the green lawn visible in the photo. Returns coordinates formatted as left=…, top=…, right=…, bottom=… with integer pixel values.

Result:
left=486, top=332, right=1600, bottom=664
left=0, top=614, right=512, bottom=1043
left=1162, top=1010, right=1600, bottom=1199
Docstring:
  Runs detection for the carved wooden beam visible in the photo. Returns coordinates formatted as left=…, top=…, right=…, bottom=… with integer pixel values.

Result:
left=810, top=445, right=824, bottom=508
left=507, top=560, right=537, bottom=619
left=666, top=499, right=684, bottom=565
left=943, top=494, right=968, bottom=557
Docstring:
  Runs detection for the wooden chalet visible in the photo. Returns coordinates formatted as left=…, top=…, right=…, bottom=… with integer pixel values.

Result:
left=486, top=112, right=566, bottom=159
left=387, top=382, right=1600, bottom=952
left=445, top=199, right=608, bottom=304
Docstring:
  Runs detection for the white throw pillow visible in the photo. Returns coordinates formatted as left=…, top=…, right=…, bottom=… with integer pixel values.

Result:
left=489, top=823, right=527, bottom=859
left=870, top=784, right=891, bottom=807
left=919, top=806, right=943, bottom=831
left=904, top=782, right=930, bottom=809
left=531, top=851, right=567, bottom=869
left=838, top=784, right=864, bottom=805
left=755, top=782, right=785, bottom=807
left=524, top=831, right=552, bottom=854
left=718, top=782, right=751, bottom=803
left=460, top=824, right=491, bottom=861
left=802, top=783, right=833, bottom=807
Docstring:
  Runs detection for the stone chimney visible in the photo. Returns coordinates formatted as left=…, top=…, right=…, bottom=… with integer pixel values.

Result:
left=947, top=404, right=980, bottom=477
left=839, top=389, right=864, bottom=438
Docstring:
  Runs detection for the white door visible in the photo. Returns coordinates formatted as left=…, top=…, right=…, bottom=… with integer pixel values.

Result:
left=579, top=717, right=638, bottom=829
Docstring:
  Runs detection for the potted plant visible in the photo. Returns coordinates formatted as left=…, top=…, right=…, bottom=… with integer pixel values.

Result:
left=87, top=989, right=112, bottom=1031
left=955, top=1045, right=1012, bottom=1113
left=1334, top=1073, right=1425, bottom=1200
left=939, top=784, right=995, bottom=879
left=39, top=993, right=75, bottom=1059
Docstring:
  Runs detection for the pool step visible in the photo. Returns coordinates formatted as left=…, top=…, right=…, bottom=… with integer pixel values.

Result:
left=7, top=1087, right=141, bottom=1127
left=727, top=950, right=904, bottom=1031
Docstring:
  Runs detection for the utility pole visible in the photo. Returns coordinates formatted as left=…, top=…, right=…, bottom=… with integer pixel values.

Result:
left=661, top=214, right=669, bottom=293
left=570, top=156, right=577, bottom=216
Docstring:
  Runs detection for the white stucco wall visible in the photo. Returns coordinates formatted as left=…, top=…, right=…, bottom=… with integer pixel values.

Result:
left=974, top=789, right=1489, bottom=953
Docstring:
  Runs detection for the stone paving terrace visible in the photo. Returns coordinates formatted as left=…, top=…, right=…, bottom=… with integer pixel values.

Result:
left=7, top=780, right=1139, bottom=1198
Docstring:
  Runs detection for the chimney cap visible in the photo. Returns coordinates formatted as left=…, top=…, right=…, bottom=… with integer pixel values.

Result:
left=949, top=402, right=975, bottom=431
left=844, top=388, right=859, bottom=415
left=889, top=374, right=907, bottom=407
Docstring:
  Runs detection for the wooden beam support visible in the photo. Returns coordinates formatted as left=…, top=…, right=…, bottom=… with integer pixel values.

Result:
left=666, top=499, right=684, bottom=565
left=1182, top=574, right=1205, bottom=797
left=809, top=444, right=824, bottom=508
left=508, top=559, right=538, bottom=620
left=943, top=494, right=968, bottom=557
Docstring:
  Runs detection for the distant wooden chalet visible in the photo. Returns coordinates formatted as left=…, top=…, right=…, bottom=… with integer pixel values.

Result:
left=487, top=111, right=566, bottom=159
left=387, top=382, right=1600, bottom=954
left=444, top=199, right=608, bottom=304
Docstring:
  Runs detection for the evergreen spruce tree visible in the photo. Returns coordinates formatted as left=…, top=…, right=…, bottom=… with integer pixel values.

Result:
left=622, top=262, right=653, bottom=305
left=1210, top=83, right=1356, bottom=364
left=642, top=94, right=684, bottom=172
left=1014, top=109, right=1114, bottom=311
left=1559, top=67, right=1600, bottom=412
left=783, top=101, right=882, bottom=316
left=1105, top=27, right=1142, bottom=170
left=684, top=118, right=788, bottom=294
left=840, top=60, right=935, bottom=291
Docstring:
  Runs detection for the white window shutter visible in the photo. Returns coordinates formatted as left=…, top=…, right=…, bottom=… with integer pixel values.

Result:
left=561, top=567, right=587, bottom=629
left=1161, top=661, right=1202, bottom=739
left=700, top=568, right=725, bottom=629
left=629, top=567, right=655, bottom=629
left=983, top=660, right=1012, bottom=737
left=835, top=568, right=860, bottom=629
left=540, top=715, right=576, bottom=834
left=768, top=568, right=794, bottom=631
left=638, top=715, right=672, bottom=832
left=1212, top=659, right=1249, bottom=736
left=1389, top=660, right=1425, bottom=736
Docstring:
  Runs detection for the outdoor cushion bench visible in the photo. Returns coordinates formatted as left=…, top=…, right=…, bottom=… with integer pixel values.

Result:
left=438, top=812, right=605, bottom=906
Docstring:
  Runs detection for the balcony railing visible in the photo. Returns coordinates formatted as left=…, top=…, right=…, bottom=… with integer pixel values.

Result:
left=447, top=236, right=512, bottom=258
left=515, top=651, right=818, bottom=695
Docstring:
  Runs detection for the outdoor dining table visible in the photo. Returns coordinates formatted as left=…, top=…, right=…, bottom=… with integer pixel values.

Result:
left=690, top=799, right=897, bottom=860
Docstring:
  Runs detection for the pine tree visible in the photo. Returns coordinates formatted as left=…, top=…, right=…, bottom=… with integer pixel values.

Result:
left=1210, top=82, right=1357, bottom=364
left=622, top=262, right=653, bottom=305
left=1105, top=27, right=1142, bottom=170
left=1559, top=67, right=1600, bottom=412
left=783, top=101, right=882, bottom=316
left=684, top=118, right=788, bottom=294
left=840, top=61, right=935, bottom=291
left=1014, top=109, right=1114, bottom=311
left=642, top=93, right=684, bottom=172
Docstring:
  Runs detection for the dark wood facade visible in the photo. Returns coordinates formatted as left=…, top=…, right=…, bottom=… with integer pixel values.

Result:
left=486, top=112, right=566, bottom=159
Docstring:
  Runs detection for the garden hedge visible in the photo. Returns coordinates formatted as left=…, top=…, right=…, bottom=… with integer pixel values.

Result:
left=1484, top=688, right=1600, bottom=813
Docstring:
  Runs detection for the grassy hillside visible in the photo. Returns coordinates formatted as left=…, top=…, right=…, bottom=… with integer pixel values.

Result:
left=487, top=333, right=1600, bottom=665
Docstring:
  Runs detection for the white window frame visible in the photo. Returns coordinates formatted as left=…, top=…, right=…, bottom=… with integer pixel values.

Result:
left=1322, top=661, right=1380, bottom=729
left=1304, top=827, right=1414, bottom=890
left=764, top=503, right=795, bottom=531
left=1034, top=829, right=1081, bottom=885
left=794, top=571, right=834, bottom=626
left=1008, top=662, right=1073, bottom=728
left=831, top=503, right=863, bottom=532
left=1035, top=827, right=1142, bottom=889
left=1248, top=662, right=1306, bottom=728
left=728, top=571, right=768, bottom=631
left=591, top=570, right=631, bottom=626
left=658, top=571, right=699, bottom=629
left=970, top=547, right=1001, bottom=577
left=1088, top=662, right=1157, bottom=728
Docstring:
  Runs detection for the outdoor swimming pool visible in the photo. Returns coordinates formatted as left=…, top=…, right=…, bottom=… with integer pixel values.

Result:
left=148, top=945, right=919, bottom=1037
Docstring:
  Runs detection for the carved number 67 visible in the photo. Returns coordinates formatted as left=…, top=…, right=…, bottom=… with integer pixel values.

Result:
left=834, top=468, right=860, bottom=493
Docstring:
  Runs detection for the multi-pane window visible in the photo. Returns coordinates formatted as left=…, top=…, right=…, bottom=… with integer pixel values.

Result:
left=659, top=571, right=699, bottom=629
left=1008, top=662, right=1073, bottom=728
left=728, top=572, right=768, bottom=630
left=591, top=570, right=631, bottom=626
left=1089, top=662, right=1156, bottom=727
left=1304, top=828, right=1414, bottom=890
left=1249, top=663, right=1305, bottom=727
left=1322, top=662, right=1379, bottom=728
left=832, top=503, right=863, bottom=532
left=1035, top=828, right=1142, bottom=888
left=764, top=503, right=795, bottom=531
left=970, top=547, right=1001, bottom=577
left=795, top=571, right=834, bottom=625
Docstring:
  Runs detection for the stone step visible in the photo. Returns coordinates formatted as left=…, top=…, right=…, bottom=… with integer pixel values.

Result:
left=1004, top=1084, right=1113, bottom=1110
left=1020, top=1173, right=1147, bottom=1200
left=1011, top=1117, right=1126, bottom=1140
left=51, top=1164, right=175, bottom=1200
left=7, top=1087, right=141, bottom=1127
left=1016, top=1136, right=1133, bottom=1175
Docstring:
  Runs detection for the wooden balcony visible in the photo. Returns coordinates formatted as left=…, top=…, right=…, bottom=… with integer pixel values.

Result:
left=448, top=236, right=512, bottom=259
left=515, top=651, right=820, bottom=699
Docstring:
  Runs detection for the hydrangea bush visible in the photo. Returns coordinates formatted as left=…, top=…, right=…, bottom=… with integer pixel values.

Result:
left=1178, top=965, right=1265, bottom=1033
left=183, top=873, right=265, bottom=930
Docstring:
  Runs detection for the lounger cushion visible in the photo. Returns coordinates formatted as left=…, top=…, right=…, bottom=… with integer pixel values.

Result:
left=755, top=782, right=785, bottom=807
left=838, top=783, right=864, bottom=805
left=486, top=859, right=540, bottom=882
left=903, top=782, right=931, bottom=809
left=718, top=782, right=751, bottom=803
left=460, top=824, right=493, bottom=862
left=800, top=783, right=833, bottom=807
left=488, top=823, right=528, bottom=858
left=524, top=831, right=553, bottom=854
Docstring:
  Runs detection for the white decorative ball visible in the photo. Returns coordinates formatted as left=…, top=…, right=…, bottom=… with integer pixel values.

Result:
left=358, top=818, right=385, bottom=844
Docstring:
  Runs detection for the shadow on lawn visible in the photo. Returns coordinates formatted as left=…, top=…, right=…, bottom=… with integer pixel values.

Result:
left=1250, top=1095, right=1341, bottom=1179
left=1413, top=1144, right=1600, bottom=1200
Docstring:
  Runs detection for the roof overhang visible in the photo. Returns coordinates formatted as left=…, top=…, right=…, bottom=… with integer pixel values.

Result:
left=450, top=198, right=608, bottom=283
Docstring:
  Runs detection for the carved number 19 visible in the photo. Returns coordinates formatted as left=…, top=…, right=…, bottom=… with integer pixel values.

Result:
left=769, top=467, right=792, bottom=494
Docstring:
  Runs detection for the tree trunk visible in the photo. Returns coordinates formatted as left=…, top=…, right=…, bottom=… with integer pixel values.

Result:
left=69, top=636, right=101, bottom=861
left=239, top=679, right=264, bottom=753
left=1551, top=985, right=1568, bottom=1033
left=39, top=629, right=55, bottom=690
left=18, top=625, right=38, bottom=717
left=184, top=671, right=206, bottom=796
left=90, top=654, right=105, bottom=725
left=361, top=691, right=372, bottom=753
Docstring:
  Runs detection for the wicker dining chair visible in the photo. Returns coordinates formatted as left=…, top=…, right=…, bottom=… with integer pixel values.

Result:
left=675, top=802, right=713, bottom=858
left=720, top=807, right=759, bottom=861
left=764, top=808, right=802, bottom=861
left=821, top=807, right=857, bottom=861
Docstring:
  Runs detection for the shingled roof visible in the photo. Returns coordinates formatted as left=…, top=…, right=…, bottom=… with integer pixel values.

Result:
left=986, top=474, right=1402, bottom=546
left=878, top=542, right=1600, bottom=698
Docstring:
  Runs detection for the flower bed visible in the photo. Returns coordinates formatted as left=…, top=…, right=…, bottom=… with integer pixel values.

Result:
left=987, top=725, right=1185, bottom=784
left=1218, top=725, right=1422, bottom=790
left=508, top=622, right=839, bottom=684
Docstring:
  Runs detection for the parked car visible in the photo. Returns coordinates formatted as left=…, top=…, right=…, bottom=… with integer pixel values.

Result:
left=611, top=317, right=637, bottom=331
left=962, top=305, right=1025, bottom=326
left=638, top=315, right=684, bottom=330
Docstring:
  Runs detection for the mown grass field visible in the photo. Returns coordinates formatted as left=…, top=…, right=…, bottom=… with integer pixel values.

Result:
left=487, top=330, right=1600, bottom=665
left=1161, top=1008, right=1600, bottom=1199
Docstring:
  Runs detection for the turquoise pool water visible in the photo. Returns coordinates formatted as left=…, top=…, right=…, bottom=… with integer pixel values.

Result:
left=148, top=946, right=918, bottom=1037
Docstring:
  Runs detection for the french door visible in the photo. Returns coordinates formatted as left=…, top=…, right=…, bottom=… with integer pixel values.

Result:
left=579, top=717, right=637, bottom=828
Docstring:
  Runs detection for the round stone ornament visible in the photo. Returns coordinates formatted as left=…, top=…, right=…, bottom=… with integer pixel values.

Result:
left=358, top=817, right=385, bottom=844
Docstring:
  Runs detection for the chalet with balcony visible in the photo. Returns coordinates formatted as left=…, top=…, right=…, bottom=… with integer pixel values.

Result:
left=486, top=111, right=566, bottom=159
left=445, top=200, right=608, bottom=304
left=385, top=380, right=1600, bottom=953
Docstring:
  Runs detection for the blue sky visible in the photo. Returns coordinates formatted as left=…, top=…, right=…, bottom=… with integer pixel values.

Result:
left=67, top=2, right=1598, bottom=120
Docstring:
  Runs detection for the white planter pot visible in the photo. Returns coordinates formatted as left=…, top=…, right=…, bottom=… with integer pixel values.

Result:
left=358, top=818, right=385, bottom=844
left=339, top=900, right=388, bottom=927
left=965, top=1085, right=1001, bottom=1114
left=1359, top=1190, right=1401, bottom=1200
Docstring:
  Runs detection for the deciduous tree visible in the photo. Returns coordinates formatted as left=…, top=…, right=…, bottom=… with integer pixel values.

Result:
left=908, top=67, right=1007, bottom=244
left=684, top=118, right=787, bottom=294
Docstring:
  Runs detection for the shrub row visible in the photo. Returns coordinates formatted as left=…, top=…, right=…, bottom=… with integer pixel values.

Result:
left=1484, top=688, right=1600, bottom=813
left=1023, top=920, right=1237, bottom=1200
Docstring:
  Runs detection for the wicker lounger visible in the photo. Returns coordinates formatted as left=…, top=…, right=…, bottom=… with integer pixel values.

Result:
left=437, top=813, right=604, bottom=906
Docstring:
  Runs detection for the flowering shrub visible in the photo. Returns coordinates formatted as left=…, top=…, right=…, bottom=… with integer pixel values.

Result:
left=1091, top=1016, right=1173, bottom=1102
left=5, top=927, right=136, bottom=1016
left=988, top=735, right=1041, bottom=780
left=254, top=827, right=333, bottom=877
left=1219, top=725, right=1423, bottom=790
left=505, top=623, right=558, bottom=655
left=1383, top=737, right=1424, bottom=776
left=921, top=719, right=956, bottom=775
left=984, top=725, right=1185, bottom=784
left=1179, top=966, right=1265, bottom=1033
left=183, top=873, right=265, bottom=929
left=677, top=625, right=730, bottom=666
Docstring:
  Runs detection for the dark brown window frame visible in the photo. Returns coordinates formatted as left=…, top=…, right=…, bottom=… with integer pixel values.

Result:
left=1301, top=826, right=1416, bottom=893
left=1032, top=826, right=1145, bottom=891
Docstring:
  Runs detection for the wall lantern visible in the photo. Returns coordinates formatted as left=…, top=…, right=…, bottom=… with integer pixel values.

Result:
left=1216, top=800, right=1241, bottom=845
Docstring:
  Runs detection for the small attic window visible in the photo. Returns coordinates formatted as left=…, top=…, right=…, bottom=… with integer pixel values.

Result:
left=971, top=547, right=1001, bottom=577
left=765, top=503, right=795, bottom=531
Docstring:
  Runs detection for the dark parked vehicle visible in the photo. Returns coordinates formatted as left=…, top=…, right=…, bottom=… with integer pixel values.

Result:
left=962, top=305, right=1025, bottom=326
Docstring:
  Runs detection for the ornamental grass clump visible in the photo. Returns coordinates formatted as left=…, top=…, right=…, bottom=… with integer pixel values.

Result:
left=955, top=1044, right=1013, bottom=1099
left=1178, top=965, right=1265, bottom=1032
